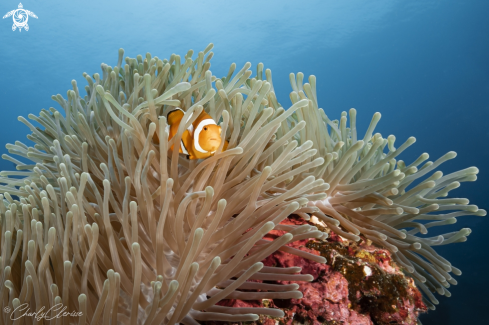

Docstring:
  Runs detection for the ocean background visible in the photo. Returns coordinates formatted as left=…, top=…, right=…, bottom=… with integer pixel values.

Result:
left=0, top=0, right=487, bottom=323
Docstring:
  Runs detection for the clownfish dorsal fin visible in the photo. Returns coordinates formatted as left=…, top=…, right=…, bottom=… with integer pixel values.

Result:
left=166, top=108, right=184, bottom=125
left=166, top=108, right=194, bottom=133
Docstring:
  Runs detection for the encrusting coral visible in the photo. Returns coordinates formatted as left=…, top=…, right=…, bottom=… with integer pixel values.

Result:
left=209, top=215, right=428, bottom=325
left=0, top=43, right=484, bottom=324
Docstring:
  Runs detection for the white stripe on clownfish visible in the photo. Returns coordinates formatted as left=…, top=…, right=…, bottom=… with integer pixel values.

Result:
left=180, top=139, right=189, bottom=155
left=165, top=122, right=189, bottom=155
left=193, top=119, right=218, bottom=153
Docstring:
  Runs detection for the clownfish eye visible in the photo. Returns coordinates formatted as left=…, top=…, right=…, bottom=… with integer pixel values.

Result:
left=204, top=127, right=207, bottom=131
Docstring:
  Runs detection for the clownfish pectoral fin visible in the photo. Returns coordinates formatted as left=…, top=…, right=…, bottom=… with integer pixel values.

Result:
left=223, top=140, right=229, bottom=151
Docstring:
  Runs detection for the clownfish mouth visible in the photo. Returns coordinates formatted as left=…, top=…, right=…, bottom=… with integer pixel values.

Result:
left=209, top=138, right=218, bottom=141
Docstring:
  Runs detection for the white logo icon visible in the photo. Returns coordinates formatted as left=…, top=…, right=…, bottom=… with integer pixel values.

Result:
left=3, top=3, right=37, bottom=32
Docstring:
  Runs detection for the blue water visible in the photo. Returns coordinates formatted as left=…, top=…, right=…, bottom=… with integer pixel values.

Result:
left=0, top=1, right=487, bottom=323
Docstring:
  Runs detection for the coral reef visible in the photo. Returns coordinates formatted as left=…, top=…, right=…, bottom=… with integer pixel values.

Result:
left=206, top=215, right=427, bottom=325
left=0, top=44, right=484, bottom=324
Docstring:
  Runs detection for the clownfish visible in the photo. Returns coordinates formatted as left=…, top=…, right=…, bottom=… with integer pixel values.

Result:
left=155, top=108, right=228, bottom=160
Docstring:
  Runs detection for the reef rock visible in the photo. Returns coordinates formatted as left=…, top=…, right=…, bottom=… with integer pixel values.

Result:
left=206, top=215, right=427, bottom=325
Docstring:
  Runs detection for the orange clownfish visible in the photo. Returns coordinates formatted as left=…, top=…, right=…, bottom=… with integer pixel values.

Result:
left=157, top=108, right=228, bottom=160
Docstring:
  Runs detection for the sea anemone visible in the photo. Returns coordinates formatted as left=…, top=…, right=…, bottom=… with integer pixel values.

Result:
left=0, top=44, right=330, bottom=324
left=0, top=44, right=484, bottom=324
left=282, top=72, right=486, bottom=310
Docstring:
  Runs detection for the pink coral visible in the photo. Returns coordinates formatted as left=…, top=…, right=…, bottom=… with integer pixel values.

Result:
left=207, top=215, right=427, bottom=325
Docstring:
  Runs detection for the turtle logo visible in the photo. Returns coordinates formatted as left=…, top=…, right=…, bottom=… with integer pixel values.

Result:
left=3, top=3, right=37, bottom=32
